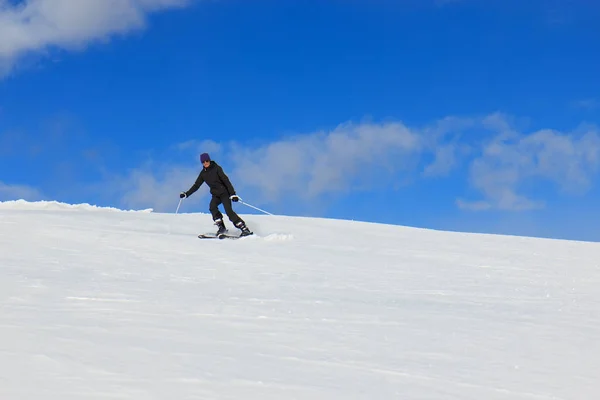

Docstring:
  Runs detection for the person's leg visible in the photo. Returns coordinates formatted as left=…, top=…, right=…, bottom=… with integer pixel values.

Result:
left=209, top=195, right=223, bottom=220
left=209, top=195, right=226, bottom=234
left=221, top=195, right=252, bottom=236
left=220, top=195, right=242, bottom=224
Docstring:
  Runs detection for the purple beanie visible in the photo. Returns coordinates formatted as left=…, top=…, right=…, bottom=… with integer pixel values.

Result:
left=200, top=153, right=211, bottom=163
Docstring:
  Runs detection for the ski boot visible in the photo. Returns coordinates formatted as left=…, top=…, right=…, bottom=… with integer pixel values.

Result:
left=214, top=218, right=227, bottom=236
left=235, top=221, right=253, bottom=237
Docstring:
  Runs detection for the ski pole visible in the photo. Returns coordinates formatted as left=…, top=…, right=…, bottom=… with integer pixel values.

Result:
left=239, top=200, right=273, bottom=216
left=168, top=197, right=184, bottom=235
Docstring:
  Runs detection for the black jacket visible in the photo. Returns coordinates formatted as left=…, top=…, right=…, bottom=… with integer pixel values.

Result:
left=185, top=161, right=236, bottom=198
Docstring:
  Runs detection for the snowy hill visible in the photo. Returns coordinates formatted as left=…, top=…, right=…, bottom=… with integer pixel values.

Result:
left=1, top=200, right=599, bottom=399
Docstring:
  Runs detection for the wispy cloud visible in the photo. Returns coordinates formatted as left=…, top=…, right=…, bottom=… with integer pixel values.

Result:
left=0, top=181, right=42, bottom=201
left=0, top=0, right=193, bottom=77
left=79, top=114, right=600, bottom=214
left=94, top=161, right=208, bottom=213
left=459, top=119, right=600, bottom=211
left=109, top=118, right=472, bottom=212
left=229, top=121, right=424, bottom=201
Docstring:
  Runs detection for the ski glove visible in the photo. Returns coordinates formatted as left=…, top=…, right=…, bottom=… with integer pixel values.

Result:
left=230, top=194, right=239, bottom=202
left=180, top=192, right=187, bottom=199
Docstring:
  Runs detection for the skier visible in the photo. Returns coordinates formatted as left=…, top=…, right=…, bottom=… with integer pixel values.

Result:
left=180, top=152, right=252, bottom=237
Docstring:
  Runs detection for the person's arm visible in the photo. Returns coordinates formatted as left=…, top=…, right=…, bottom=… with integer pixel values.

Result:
left=185, top=172, right=204, bottom=197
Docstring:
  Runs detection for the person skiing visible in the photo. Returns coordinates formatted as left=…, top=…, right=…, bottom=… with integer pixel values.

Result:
left=180, top=152, right=252, bottom=237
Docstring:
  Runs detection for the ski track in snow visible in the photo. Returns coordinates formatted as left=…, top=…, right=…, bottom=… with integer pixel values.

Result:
left=1, top=201, right=600, bottom=399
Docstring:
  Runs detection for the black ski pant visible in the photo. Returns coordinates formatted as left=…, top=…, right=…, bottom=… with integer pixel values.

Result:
left=209, top=194, right=244, bottom=225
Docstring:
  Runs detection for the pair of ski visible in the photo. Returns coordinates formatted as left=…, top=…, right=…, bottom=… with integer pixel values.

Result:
left=198, top=232, right=252, bottom=240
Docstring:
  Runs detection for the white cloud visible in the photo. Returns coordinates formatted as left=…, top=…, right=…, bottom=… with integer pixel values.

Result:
left=103, top=162, right=208, bottom=213
left=226, top=116, right=600, bottom=212
left=0, top=0, right=192, bottom=76
left=107, top=118, right=467, bottom=212
left=418, top=116, right=476, bottom=177
left=172, top=139, right=222, bottom=155
left=459, top=119, right=600, bottom=211
left=97, top=114, right=600, bottom=214
left=0, top=181, right=42, bottom=201
left=229, top=121, right=425, bottom=201
left=422, top=143, right=466, bottom=177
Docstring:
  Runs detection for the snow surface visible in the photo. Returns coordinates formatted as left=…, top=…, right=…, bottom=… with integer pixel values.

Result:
left=1, top=200, right=599, bottom=399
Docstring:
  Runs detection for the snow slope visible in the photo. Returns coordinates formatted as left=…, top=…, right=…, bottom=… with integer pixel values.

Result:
left=1, top=201, right=599, bottom=399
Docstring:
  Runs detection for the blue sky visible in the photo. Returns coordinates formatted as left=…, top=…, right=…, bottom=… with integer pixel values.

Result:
left=1, top=0, right=600, bottom=241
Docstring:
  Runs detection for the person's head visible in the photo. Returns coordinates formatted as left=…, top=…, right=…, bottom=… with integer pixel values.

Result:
left=200, top=152, right=211, bottom=167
